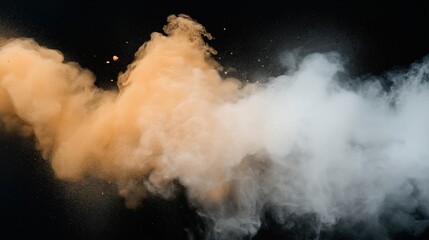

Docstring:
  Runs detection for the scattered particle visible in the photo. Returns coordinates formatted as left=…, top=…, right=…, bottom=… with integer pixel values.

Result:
left=113, top=55, right=119, bottom=61
left=101, top=192, right=104, bottom=195
left=110, top=79, right=114, bottom=82
left=262, top=65, right=265, bottom=68
left=257, top=59, right=261, bottom=62
left=125, top=41, right=129, bottom=44
left=218, top=57, right=222, bottom=60
left=223, top=27, right=226, bottom=31
left=224, top=71, right=228, bottom=75
left=106, top=61, right=110, bottom=64
left=230, top=52, right=233, bottom=55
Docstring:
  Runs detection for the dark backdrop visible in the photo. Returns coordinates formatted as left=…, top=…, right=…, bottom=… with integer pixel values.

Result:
left=0, top=1, right=429, bottom=239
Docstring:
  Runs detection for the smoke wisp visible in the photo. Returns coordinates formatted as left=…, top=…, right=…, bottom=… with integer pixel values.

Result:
left=1, top=14, right=429, bottom=239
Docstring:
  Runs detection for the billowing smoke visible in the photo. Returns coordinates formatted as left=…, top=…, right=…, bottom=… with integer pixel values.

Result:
left=1, top=14, right=429, bottom=239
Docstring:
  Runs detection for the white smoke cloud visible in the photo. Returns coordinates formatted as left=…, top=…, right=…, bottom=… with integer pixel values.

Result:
left=204, top=52, right=429, bottom=239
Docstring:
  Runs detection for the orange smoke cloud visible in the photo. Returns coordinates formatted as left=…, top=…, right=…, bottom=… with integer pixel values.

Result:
left=0, top=15, right=256, bottom=208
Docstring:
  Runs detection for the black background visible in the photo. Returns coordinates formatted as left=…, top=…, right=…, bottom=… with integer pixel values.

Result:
left=0, top=1, right=429, bottom=239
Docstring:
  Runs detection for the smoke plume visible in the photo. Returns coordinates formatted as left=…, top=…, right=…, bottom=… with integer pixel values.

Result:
left=1, top=14, right=429, bottom=239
